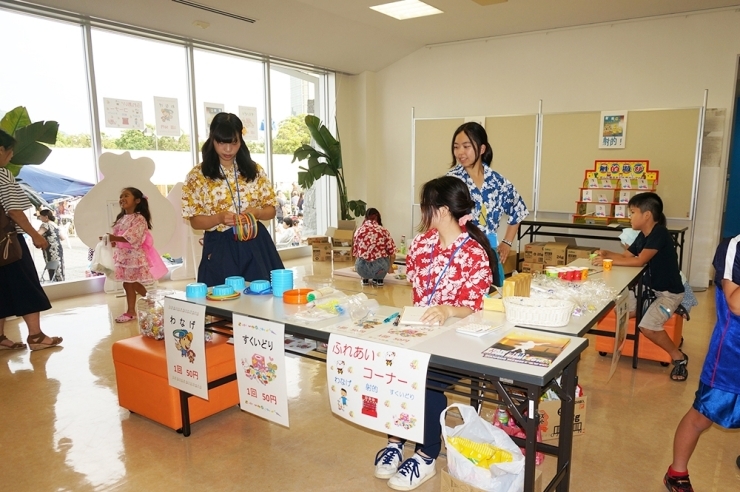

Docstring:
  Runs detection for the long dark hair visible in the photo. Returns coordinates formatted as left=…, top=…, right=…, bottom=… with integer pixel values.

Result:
left=418, top=176, right=500, bottom=286
left=365, top=207, right=383, bottom=226
left=201, top=112, right=257, bottom=181
left=114, top=187, right=152, bottom=229
left=629, top=192, right=666, bottom=226
left=450, top=122, right=493, bottom=168
left=0, top=129, right=16, bottom=149
left=39, top=209, right=56, bottom=222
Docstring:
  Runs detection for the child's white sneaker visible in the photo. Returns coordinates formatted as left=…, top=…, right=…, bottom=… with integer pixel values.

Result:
left=387, top=454, right=436, bottom=491
left=374, top=442, right=404, bottom=479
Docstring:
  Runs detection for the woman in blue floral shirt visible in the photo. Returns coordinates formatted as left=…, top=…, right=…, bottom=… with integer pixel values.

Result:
left=447, top=122, right=529, bottom=285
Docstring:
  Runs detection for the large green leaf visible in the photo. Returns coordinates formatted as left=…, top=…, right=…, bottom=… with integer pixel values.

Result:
left=10, top=121, right=58, bottom=165
left=0, top=106, right=32, bottom=136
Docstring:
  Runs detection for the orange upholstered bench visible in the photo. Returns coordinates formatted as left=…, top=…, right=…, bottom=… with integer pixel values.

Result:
left=595, top=307, right=683, bottom=365
left=112, top=332, right=239, bottom=435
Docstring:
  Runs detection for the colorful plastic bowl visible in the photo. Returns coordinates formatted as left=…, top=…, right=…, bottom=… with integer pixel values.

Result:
left=211, top=284, right=236, bottom=297
left=248, top=280, right=271, bottom=294
left=185, top=282, right=208, bottom=298
left=225, top=276, right=246, bottom=291
left=282, top=288, right=312, bottom=304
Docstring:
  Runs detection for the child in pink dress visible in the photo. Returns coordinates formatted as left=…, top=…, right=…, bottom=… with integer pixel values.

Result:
left=108, top=187, right=166, bottom=323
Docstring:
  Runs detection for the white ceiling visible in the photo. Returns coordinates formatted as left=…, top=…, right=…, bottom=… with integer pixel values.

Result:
left=23, top=0, right=740, bottom=73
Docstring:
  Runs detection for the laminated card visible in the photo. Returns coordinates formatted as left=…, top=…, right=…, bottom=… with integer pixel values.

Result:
left=164, top=298, right=208, bottom=399
left=233, top=314, right=289, bottom=427
left=326, top=334, right=430, bottom=443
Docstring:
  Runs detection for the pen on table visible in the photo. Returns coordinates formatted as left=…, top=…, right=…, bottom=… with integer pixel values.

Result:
left=383, top=312, right=400, bottom=323
left=393, top=315, right=401, bottom=326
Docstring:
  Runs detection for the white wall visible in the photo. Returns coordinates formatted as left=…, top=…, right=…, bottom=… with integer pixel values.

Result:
left=339, top=9, right=740, bottom=287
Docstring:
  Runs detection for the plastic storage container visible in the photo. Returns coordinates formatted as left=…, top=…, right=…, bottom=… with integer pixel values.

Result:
left=137, top=289, right=175, bottom=340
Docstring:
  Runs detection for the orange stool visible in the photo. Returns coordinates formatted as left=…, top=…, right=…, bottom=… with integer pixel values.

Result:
left=595, top=307, right=683, bottom=365
left=112, top=332, right=239, bottom=435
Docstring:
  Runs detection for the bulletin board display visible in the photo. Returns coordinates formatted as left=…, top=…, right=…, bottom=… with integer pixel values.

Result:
left=538, top=108, right=700, bottom=219
left=413, top=118, right=464, bottom=202
left=413, top=115, right=537, bottom=207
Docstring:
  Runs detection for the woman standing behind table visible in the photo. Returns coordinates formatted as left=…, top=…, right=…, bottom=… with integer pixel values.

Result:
left=352, top=208, right=395, bottom=287
left=37, top=209, right=65, bottom=282
left=447, top=122, right=529, bottom=285
left=373, top=176, right=496, bottom=491
left=182, top=113, right=284, bottom=286
left=0, top=129, right=62, bottom=351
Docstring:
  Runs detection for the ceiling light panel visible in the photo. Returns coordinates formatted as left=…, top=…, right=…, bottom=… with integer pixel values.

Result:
left=370, top=1, right=443, bottom=20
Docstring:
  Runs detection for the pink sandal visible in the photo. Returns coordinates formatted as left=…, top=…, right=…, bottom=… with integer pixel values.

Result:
left=115, top=313, right=136, bottom=323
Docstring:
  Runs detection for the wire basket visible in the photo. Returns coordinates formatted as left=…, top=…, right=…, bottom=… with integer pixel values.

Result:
left=503, top=296, right=575, bottom=327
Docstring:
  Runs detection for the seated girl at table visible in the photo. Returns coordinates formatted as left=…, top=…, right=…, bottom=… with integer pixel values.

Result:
left=373, top=176, right=497, bottom=491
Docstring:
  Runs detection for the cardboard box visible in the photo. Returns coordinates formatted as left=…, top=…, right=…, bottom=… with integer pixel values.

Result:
left=524, top=242, right=548, bottom=263
left=441, top=467, right=541, bottom=492
left=503, top=252, right=518, bottom=275
left=330, top=228, right=355, bottom=247
left=306, top=236, right=329, bottom=245
left=537, top=396, right=588, bottom=442
left=566, top=246, right=597, bottom=264
left=521, top=261, right=544, bottom=273
left=312, top=243, right=332, bottom=262
left=543, top=243, right=568, bottom=266
left=332, top=249, right=354, bottom=262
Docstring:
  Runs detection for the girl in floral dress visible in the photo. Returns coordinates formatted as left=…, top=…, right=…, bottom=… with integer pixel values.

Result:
left=182, top=112, right=283, bottom=286
left=373, top=176, right=497, bottom=491
left=352, top=208, right=395, bottom=286
left=109, top=187, right=162, bottom=323
left=37, top=209, right=65, bottom=281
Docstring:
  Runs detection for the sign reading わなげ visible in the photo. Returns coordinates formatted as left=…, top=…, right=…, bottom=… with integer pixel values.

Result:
left=164, top=298, right=208, bottom=399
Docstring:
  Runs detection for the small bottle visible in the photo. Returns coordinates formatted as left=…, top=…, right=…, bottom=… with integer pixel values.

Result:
left=306, top=287, right=334, bottom=302
left=399, top=235, right=407, bottom=255
left=496, top=405, right=510, bottom=426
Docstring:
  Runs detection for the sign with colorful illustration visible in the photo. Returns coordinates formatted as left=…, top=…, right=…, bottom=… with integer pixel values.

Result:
left=103, top=97, right=144, bottom=129
left=233, top=314, right=289, bottom=427
left=163, top=298, right=208, bottom=399
left=238, top=106, right=259, bottom=142
left=599, top=110, right=627, bottom=148
left=153, top=96, right=181, bottom=137
left=326, top=334, right=431, bottom=443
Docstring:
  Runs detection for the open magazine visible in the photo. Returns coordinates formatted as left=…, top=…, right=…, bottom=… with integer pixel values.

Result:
left=482, top=330, right=571, bottom=367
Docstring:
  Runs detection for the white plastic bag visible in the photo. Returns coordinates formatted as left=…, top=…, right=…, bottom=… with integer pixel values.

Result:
left=442, top=403, right=525, bottom=492
left=90, top=237, right=115, bottom=279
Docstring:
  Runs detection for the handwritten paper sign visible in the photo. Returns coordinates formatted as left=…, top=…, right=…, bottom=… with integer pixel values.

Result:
left=103, top=97, right=144, bottom=129
left=239, top=106, right=259, bottom=141
left=233, top=314, right=289, bottom=427
left=164, top=298, right=208, bottom=399
left=326, top=334, right=430, bottom=443
left=153, top=96, right=181, bottom=137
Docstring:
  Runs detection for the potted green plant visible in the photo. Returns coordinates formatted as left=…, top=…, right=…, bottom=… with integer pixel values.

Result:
left=0, top=106, right=59, bottom=207
left=292, top=115, right=365, bottom=220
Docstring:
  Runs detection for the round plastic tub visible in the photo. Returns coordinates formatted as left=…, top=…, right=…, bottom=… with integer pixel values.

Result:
left=282, top=288, right=312, bottom=304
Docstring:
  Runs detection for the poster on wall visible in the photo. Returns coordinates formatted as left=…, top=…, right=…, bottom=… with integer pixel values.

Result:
left=233, top=314, right=289, bottom=427
left=103, top=97, right=144, bottom=129
left=238, top=106, right=259, bottom=141
left=204, top=102, right=224, bottom=132
left=326, top=333, right=431, bottom=443
left=599, top=110, right=628, bottom=149
left=163, top=298, right=208, bottom=399
left=153, top=97, right=181, bottom=137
